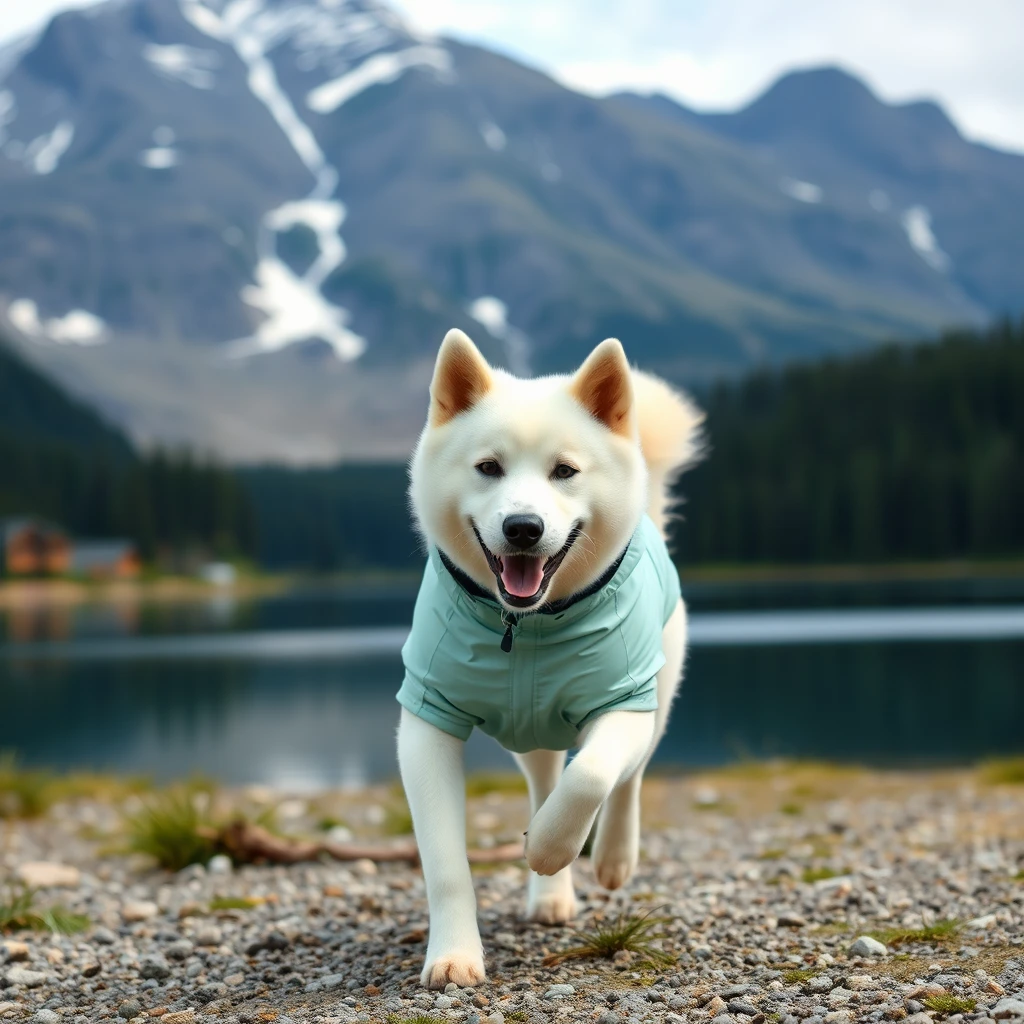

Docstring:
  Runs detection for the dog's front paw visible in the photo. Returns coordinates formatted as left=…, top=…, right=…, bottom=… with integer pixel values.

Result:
left=421, top=951, right=486, bottom=989
left=525, top=819, right=586, bottom=876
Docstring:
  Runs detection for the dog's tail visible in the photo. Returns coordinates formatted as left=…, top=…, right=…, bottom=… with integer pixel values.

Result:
left=632, top=370, right=705, bottom=539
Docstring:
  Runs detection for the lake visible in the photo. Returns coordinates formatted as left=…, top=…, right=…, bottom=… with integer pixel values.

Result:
left=2, top=575, right=1023, bottom=787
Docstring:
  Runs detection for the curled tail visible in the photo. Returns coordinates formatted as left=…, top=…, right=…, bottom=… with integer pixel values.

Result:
left=632, top=370, right=705, bottom=539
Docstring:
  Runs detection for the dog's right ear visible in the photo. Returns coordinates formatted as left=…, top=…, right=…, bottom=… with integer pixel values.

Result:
left=429, top=329, right=494, bottom=427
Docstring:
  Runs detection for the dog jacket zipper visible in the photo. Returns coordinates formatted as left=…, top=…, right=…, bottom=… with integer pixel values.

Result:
left=500, top=613, right=517, bottom=653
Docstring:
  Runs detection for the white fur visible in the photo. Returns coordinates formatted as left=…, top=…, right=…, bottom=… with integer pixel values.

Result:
left=399, top=331, right=702, bottom=988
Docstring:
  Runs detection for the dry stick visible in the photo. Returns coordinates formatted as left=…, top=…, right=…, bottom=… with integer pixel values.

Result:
left=198, top=821, right=524, bottom=867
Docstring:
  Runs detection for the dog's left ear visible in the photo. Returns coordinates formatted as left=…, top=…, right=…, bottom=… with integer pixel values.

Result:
left=569, top=338, right=635, bottom=438
left=429, top=328, right=494, bottom=427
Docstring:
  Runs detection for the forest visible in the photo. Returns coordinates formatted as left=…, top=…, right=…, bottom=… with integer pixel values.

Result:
left=2, top=318, right=1022, bottom=572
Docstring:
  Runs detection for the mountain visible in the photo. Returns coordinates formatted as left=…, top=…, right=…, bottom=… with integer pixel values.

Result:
left=0, top=3, right=1019, bottom=462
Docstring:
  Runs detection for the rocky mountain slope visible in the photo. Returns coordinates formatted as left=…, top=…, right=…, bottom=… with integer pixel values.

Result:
left=0, top=0, right=1019, bottom=461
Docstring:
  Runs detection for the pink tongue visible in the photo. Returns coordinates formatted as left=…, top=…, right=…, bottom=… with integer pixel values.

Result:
left=501, top=556, right=545, bottom=598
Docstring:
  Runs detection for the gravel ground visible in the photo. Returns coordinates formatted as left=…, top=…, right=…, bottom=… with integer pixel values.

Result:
left=2, top=766, right=1023, bottom=1024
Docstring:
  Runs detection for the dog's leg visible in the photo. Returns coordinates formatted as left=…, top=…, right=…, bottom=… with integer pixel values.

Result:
left=524, top=708, right=656, bottom=877
left=593, top=599, right=687, bottom=889
left=397, top=708, right=485, bottom=989
left=513, top=749, right=577, bottom=923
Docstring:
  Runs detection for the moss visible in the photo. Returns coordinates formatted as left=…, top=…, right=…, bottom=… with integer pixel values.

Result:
left=780, top=802, right=804, bottom=816
left=383, top=801, right=414, bottom=836
left=464, top=772, right=527, bottom=798
left=801, top=867, right=838, bottom=883
left=0, top=754, right=56, bottom=818
left=782, top=968, right=818, bottom=985
left=869, top=919, right=960, bottom=947
left=922, top=995, right=977, bottom=1016
left=316, top=815, right=348, bottom=832
left=759, top=848, right=786, bottom=860
left=209, top=896, right=262, bottom=911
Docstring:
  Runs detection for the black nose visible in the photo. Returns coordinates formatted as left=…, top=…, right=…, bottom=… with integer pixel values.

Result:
left=502, top=514, right=545, bottom=550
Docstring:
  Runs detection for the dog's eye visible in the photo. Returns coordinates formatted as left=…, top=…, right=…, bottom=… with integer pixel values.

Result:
left=476, top=460, right=503, bottom=478
left=552, top=463, right=578, bottom=480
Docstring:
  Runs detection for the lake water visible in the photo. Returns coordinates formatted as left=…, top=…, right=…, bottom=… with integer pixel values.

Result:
left=2, top=576, right=1023, bottom=787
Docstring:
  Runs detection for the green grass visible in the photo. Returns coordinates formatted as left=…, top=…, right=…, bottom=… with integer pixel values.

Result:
left=922, top=995, right=977, bottom=1016
left=209, top=896, right=262, bottom=911
left=0, top=753, right=56, bottom=818
left=869, top=919, right=960, bottom=947
left=982, top=758, right=1024, bottom=784
left=759, top=848, right=786, bottom=860
left=387, top=1017, right=440, bottom=1024
left=801, top=867, right=838, bottom=883
left=0, top=882, right=89, bottom=935
left=782, top=968, right=819, bottom=986
left=464, top=772, right=527, bottom=798
left=124, top=787, right=219, bottom=871
left=383, top=801, right=414, bottom=836
left=542, top=909, right=675, bottom=967
left=316, top=815, right=348, bottom=832
left=780, top=802, right=804, bottom=816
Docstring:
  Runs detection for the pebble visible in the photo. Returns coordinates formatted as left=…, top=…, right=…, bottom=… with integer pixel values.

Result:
left=545, top=984, right=575, bottom=999
left=5, top=966, right=48, bottom=988
left=118, top=1000, right=142, bottom=1019
left=850, top=935, right=888, bottom=957
left=122, top=900, right=158, bottom=922
left=32, top=1012, right=60, bottom=1024
left=165, top=939, right=193, bottom=960
left=596, top=1014, right=620, bottom=1024
left=2, top=941, right=29, bottom=961
left=139, top=956, right=171, bottom=980
left=207, top=854, right=233, bottom=875
left=729, top=1001, right=759, bottom=1016
left=162, top=1013, right=197, bottom=1024
left=16, top=862, right=81, bottom=888
left=777, top=913, right=807, bottom=928
left=806, top=976, right=834, bottom=994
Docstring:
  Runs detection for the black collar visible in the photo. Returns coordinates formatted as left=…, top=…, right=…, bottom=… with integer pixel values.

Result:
left=437, top=545, right=628, bottom=615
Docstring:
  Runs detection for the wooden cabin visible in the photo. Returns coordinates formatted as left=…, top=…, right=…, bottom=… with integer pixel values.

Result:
left=0, top=519, right=72, bottom=576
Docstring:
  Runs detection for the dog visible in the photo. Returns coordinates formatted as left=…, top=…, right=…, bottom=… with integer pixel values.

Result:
left=397, top=329, right=703, bottom=988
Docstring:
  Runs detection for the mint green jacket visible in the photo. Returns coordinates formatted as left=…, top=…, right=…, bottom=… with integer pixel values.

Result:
left=397, top=515, right=681, bottom=753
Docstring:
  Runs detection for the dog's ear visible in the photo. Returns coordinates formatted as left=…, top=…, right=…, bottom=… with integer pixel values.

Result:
left=429, top=329, right=494, bottom=427
left=569, top=338, right=635, bottom=438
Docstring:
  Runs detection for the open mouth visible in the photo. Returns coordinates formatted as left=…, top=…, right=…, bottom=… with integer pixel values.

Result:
left=472, top=522, right=581, bottom=608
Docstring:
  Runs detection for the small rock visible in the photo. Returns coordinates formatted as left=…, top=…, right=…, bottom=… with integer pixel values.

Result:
left=207, top=854, right=233, bottom=875
left=992, top=999, right=1024, bottom=1022
left=165, top=939, right=193, bottom=961
left=162, top=1013, right=197, bottom=1024
left=806, top=976, right=834, bottom=994
left=118, top=1000, right=143, bottom=1020
left=713, top=1015, right=735, bottom=1024
left=140, top=956, right=171, bottom=981
left=850, top=935, right=888, bottom=957
left=444, top=983, right=459, bottom=994
left=723, top=986, right=755, bottom=998
left=908, top=984, right=945, bottom=1000
left=987, top=981, right=1007, bottom=996
left=967, top=914, right=997, bottom=930
left=545, top=984, right=575, bottom=999
left=693, top=945, right=713, bottom=960
left=81, top=963, right=101, bottom=978
left=707, top=996, right=729, bottom=1016
left=597, top=1014, right=620, bottom=1024
left=16, top=862, right=81, bottom=888
left=193, top=924, right=222, bottom=946
left=434, top=996, right=454, bottom=1010
left=122, top=900, right=158, bottom=922
left=728, top=1001, right=759, bottom=1016
left=364, top=984, right=381, bottom=996
left=612, top=948, right=633, bottom=964
left=5, top=966, right=48, bottom=988
left=2, top=941, right=29, bottom=961
left=905, top=1015, right=933, bottom=1024
left=777, top=913, right=807, bottom=928
left=92, top=927, right=117, bottom=945
left=194, top=982, right=228, bottom=1003
left=224, top=973, right=244, bottom=987
left=847, top=975, right=878, bottom=991
left=32, top=1012, right=60, bottom=1024
left=484, top=1014, right=505, bottom=1024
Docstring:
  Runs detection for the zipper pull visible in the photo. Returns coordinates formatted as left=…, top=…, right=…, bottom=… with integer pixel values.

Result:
left=500, top=613, right=517, bottom=653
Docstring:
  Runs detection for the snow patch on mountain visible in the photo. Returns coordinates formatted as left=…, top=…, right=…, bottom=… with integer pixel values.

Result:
left=468, top=296, right=530, bottom=377
left=0, top=91, right=15, bottom=146
left=179, top=0, right=365, bottom=360
left=144, top=43, right=220, bottom=89
left=26, top=121, right=74, bottom=174
left=306, top=44, right=451, bottom=113
left=780, top=177, right=822, bottom=203
left=480, top=121, right=506, bottom=151
left=901, top=205, right=950, bottom=271
left=9, top=298, right=107, bottom=345
left=140, top=147, right=179, bottom=169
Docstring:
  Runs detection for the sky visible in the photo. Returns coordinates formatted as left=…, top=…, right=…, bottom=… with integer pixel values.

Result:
left=3, top=0, right=1022, bottom=153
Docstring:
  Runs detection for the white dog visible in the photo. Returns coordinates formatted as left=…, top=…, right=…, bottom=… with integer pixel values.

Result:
left=397, top=329, right=703, bottom=989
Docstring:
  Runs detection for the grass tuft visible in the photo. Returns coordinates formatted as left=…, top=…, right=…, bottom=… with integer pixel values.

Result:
left=464, top=772, right=527, bottom=798
left=981, top=758, right=1024, bottom=785
left=383, top=801, right=414, bottom=836
left=922, top=995, right=977, bottom=1016
left=124, top=786, right=219, bottom=871
left=0, top=881, right=89, bottom=935
left=386, top=1017, right=441, bottom=1024
left=780, top=802, right=804, bottom=816
left=542, top=909, right=675, bottom=967
left=869, top=919, right=960, bottom=947
left=0, top=753, right=56, bottom=818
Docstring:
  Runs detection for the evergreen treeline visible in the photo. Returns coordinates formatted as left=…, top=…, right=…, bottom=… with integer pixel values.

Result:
left=674, top=319, right=1024, bottom=564
left=0, top=340, right=254, bottom=564
left=245, top=320, right=1024, bottom=570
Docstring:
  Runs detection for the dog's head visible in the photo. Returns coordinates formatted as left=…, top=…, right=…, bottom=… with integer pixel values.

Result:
left=409, top=329, right=648, bottom=612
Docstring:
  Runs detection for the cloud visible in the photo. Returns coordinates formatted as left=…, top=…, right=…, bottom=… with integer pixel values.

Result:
left=399, top=0, right=1024, bottom=152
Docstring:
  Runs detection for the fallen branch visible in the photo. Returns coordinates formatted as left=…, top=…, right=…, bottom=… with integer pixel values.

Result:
left=197, top=820, right=524, bottom=867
